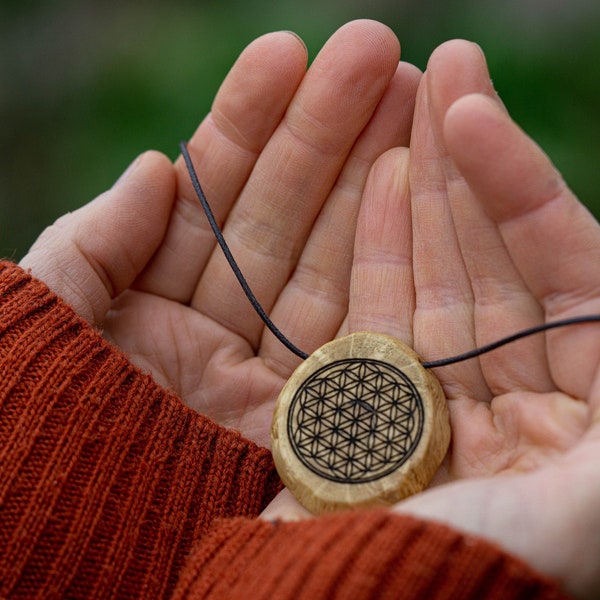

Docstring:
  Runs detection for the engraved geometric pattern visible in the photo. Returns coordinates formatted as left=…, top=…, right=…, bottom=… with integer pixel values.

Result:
left=288, top=358, right=424, bottom=484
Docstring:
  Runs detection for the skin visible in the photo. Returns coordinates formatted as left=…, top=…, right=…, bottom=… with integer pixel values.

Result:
left=23, top=21, right=420, bottom=448
left=19, top=20, right=600, bottom=599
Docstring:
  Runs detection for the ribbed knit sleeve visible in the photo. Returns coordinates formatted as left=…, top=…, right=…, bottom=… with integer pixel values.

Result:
left=0, top=261, right=281, bottom=598
left=174, top=511, right=569, bottom=600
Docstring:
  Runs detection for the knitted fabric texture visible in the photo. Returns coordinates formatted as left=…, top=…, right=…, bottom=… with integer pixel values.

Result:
left=0, top=262, right=281, bottom=598
left=0, top=261, right=569, bottom=599
left=175, top=511, right=569, bottom=600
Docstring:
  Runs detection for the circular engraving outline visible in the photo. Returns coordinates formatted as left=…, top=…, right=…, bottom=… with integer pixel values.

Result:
left=287, top=358, right=425, bottom=484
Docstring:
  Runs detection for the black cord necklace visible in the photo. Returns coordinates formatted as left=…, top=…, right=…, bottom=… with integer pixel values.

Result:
left=181, top=140, right=600, bottom=514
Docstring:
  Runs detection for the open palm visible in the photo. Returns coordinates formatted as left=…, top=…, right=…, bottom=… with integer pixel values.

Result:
left=21, top=21, right=420, bottom=449
left=263, top=38, right=600, bottom=599
left=350, top=41, right=600, bottom=599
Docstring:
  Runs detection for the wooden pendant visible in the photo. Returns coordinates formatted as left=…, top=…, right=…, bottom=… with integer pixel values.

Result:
left=271, top=332, right=450, bottom=515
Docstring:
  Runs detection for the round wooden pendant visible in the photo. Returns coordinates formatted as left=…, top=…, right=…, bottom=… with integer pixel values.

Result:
left=271, top=332, right=450, bottom=515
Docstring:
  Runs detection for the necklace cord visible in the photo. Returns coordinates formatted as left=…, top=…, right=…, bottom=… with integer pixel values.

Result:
left=180, top=141, right=309, bottom=360
left=180, top=140, right=599, bottom=368
left=419, top=315, right=600, bottom=368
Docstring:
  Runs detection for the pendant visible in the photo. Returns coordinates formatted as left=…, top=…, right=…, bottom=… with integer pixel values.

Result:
left=271, top=332, right=450, bottom=515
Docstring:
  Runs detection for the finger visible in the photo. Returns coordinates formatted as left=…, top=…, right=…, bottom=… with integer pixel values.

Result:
left=348, top=147, right=414, bottom=344
left=444, top=93, right=600, bottom=397
left=426, top=39, right=507, bottom=123
left=20, top=151, right=176, bottom=324
left=261, top=62, right=422, bottom=372
left=409, top=76, right=489, bottom=401
left=426, top=41, right=552, bottom=394
left=193, top=20, right=402, bottom=351
left=135, top=31, right=309, bottom=302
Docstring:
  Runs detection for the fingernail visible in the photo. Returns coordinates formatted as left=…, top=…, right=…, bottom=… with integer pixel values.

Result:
left=113, top=153, right=144, bottom=188
left=472, top=42, right=486, bottom=60
left=471, top=42, right=500, bottom=96
left=281, top=30, right=307, bottom=54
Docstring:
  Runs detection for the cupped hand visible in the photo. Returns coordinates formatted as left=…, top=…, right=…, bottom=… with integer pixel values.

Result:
left=264, top=41, right=600, bottom=599
left=20, top=20, right=421, bottom=449
left=396, top=42, right=600, bottom=600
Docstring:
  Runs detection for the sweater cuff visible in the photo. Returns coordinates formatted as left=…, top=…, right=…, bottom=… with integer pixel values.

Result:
left=0, top=261, right=281, bottom=597
left=174, top=510, right=569, bottom=600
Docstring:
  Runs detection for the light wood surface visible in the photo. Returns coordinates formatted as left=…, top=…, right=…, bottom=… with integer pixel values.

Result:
left=271, top=332, right=450, bottom=515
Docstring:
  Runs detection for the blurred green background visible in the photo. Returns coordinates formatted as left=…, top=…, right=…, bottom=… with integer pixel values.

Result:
left=1, top=0, right=599, bottom=260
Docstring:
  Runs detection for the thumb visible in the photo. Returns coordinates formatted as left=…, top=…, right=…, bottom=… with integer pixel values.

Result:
left=260, top=488, right=312, bottom=522
left=20, top=150, right=176, bottom=324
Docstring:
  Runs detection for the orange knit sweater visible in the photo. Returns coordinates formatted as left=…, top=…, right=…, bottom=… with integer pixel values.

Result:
left=0, top=261, right=569, bottom=599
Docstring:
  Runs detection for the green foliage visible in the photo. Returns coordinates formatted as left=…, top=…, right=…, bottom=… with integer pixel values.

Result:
left=1, top=0, right=598, bottom=259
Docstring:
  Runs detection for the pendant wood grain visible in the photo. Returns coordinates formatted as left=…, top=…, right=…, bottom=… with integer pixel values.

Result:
left=271, top=332, right=450, bottom=515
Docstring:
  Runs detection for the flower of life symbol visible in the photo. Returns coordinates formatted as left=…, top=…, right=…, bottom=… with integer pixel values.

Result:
left=287, top=358, right=424, bottom=484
